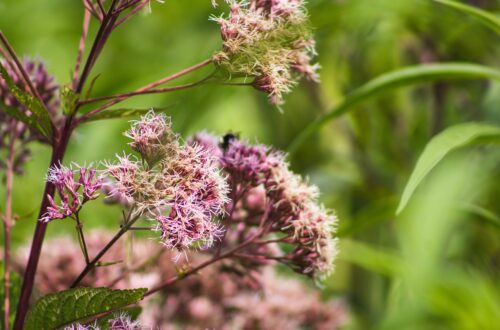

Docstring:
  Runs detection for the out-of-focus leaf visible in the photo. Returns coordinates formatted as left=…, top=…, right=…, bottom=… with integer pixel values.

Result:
left=80, top=106, right=174, bottom=123
left=24, top=287, right=147, bottom=330
left=433, top=0, right=500, bottom=34
left=337, top=197, right=397, bottom=237
left=397, top=123, right=500, bottom=214
left=288, top=63, right=500, bottom=154
left=339, top=240, right=402, bottom=277
left=0, top=61, right=53, bottom=140
left=430, top=272, right=500, bottom=330
left=460, top=204, right=500, bottom=229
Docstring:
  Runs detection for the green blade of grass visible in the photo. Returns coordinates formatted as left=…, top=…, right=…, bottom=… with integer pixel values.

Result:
left=396, top=123, right=500, bottom=214
left=287, top=63, right=500, bottom=155
left=433, top=0, right=500, bottom=34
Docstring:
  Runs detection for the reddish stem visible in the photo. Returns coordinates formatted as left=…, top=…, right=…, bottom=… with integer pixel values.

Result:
left=13, top=118, right=74, bottom=330
left=70, top=213, right=139, bottom=288
left=2, top=124, right=18, bottom=330
left=113, top=1, right=149, bottom=28
left=95, top=0, right=106, bottom=15
left=72, top=8, right=92, bottom=90
left=77, top=58, right=213, bottom=121
left=82, top=0, right=102, bottom=21
left=75, top=0, right=120, bottom=93
left=77, top=77, right=211, bottom=107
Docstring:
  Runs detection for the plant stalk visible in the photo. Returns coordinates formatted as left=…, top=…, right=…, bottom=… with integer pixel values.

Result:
left=70, top=215, right=139, bottom=288
left=77, top=59, right=213, bottom=121
left=12, top=118, right=73, bottom=330
left=2, top=125, right=18, bottom=330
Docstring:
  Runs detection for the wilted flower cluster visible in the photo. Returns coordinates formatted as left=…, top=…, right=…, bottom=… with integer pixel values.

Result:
left=105, top=111, right=229, bottom=251
left=212, top=0, right=319, bottom=104
left=0, top=58, right=59, bottom=172
left=39, top=164, right=102, bottom=223
left=190, top=132, right=338, bottom=281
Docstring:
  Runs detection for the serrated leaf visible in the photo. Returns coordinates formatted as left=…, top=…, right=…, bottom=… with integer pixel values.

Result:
left=0, top=103, right=43, bottom=134
left=287, top=63, right=500, bottom=154
left=433, top=0, right=500, bottom=34
left=396, top=123, right=500, bottom=214
left=0, top=61, right=53, bottom=140
left=81, top=105, right=174, bottom=123
left=24, top=287, right=147, bottom=330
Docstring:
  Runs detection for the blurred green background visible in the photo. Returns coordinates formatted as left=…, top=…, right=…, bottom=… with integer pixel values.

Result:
left=1, top=0, right=499, bottom=329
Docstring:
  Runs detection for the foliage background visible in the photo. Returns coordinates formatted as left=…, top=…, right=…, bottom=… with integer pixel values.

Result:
left=0, top=0, right=499, bottom=329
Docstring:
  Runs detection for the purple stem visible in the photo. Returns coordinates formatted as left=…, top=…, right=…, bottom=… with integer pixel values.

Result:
left=12, top=118, right=73, bottom=330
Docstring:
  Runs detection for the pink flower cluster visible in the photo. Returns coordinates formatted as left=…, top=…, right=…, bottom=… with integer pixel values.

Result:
left=14, top=231, right=160, bottom=294
left=220, top=138, right=282, bottom=186
left=103, top=154, right=140, bottom=206
left=40, top=164, right=102, bottom=223
left=265, top=162, right=338, bottom=281
left=107, top=313, right=143, bottom=330
left=64, top=313, right=142, bottom=330
left=155, top=144, right=229, bottom=250
left=212, top=0, right=319, bottom=105
left=191, top=132, right=338, bottom=281
left=105, top=112, right=229, bottom=251
left=124, top=111, right=175, bottom=165
left=17, top=230, right=348, bottom=329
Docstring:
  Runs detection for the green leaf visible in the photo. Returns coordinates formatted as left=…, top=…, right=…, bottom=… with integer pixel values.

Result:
left=60, top=84, right=80, bottom=115
left=396, top=123, right=500, bottom=214
left=0, top=103, right=42, bottom=134
left=337, top=197, right=397, bottom=237
left=433, top=0, right=500, bottom=34
left=460, top=204, right=500, bottom=229
left=287, top=63, right=500, bottom=154
left=0, top=61, right=53, bottom=140
left=0, top=266, right=22, bottom=329
left=24, top=287, right=147, bottom=330
left=81, top=105, right=174, bottom=123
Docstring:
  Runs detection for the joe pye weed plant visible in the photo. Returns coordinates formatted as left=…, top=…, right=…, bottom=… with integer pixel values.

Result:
left=0, top=0, right=343, bottom=329
left=3, top=0, right=499, bottom=329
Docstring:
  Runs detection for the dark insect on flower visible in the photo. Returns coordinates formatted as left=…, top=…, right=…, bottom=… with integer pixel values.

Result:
left=220, top=131, right=240, bottom=151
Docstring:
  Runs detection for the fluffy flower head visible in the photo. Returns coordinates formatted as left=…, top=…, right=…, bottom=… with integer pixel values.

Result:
left=125, top=110, right=176, bottom=165
left=212, top=0, right=319, bottom=105
left=105, top=113, right=229, bottom=252
left=221, top=138, right=283, bottom=186
left=40, top=163, right=102, bottom=222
